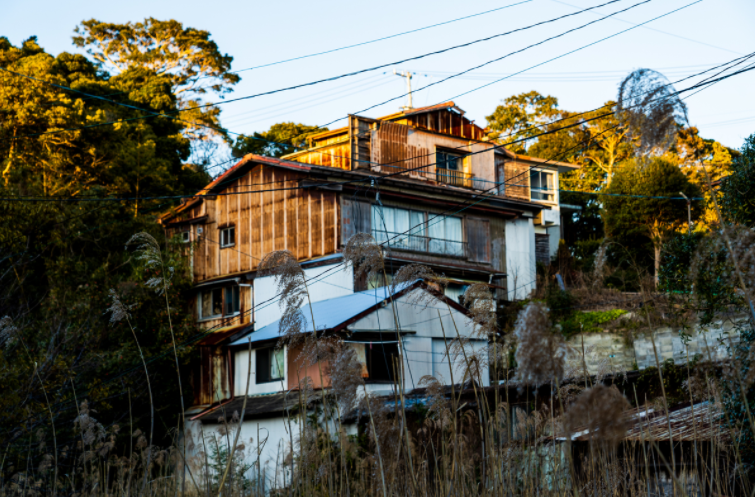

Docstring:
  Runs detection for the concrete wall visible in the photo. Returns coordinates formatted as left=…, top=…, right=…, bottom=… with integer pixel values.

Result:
left=564, top=318, right=746, bottom=375
left=504, top=218, right=536, bottom=300
left=253, top=263, right=354, bottom=329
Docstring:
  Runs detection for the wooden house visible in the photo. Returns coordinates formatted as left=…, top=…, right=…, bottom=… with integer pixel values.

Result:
left=158, top=101, right=578, bottom=412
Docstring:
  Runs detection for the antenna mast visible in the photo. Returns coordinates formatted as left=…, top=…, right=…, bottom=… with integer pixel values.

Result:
left=393, top=69, right=413, bottom=110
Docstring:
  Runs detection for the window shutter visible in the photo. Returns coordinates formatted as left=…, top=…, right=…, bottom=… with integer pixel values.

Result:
left=341, top=198, right=372, bottom=245
left=535, top=234, right=550, bottom=265
left=466, top=218, right=491, bottom=263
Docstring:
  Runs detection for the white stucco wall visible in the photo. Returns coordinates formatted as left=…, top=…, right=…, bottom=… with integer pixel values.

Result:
left=346, top=288, right=490, bottom=390
left=253, top=263, right=354, bottom=329
left=504, top=217, right=536, bottom=300
left=233, top=346, right=288, bottom=397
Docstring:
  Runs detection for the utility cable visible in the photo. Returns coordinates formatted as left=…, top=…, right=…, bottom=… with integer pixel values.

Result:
left=6, top=0, right=635, bottom=140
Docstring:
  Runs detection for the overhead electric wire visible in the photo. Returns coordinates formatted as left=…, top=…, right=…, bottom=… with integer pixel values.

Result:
left=1, top=0, right=706, bottom=185
left=317, top=0, right=699, bottom=128
left=0, top=62, right=736, bottom=440
left=6, top=0, right=638, bottom=140
left=551, top=0, right=742, bottom=55
left=226, top=0, right=532, bottom=73
left=3, top=57, right=751, bottom=204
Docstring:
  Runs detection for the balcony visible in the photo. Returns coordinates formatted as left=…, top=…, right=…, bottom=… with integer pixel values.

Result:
left=372, top=229, right=467, bottom=258
left=378, top=164, right=478, bottom=189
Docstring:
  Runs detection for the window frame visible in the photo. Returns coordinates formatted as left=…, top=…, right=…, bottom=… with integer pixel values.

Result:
left=529, top=169, right=556, bottom=203
left=198, top=284, right=241, bottom=320
left=436, top=148, right=464, bottom=171
left=220, top=226, right=236, bottom=248
left=256, top=346, right=285, bottom=384
left=180, top=230, right=191, bottom=243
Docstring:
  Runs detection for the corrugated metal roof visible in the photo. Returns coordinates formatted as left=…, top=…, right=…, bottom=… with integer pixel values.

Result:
left=557, top=401, right=729, bottom=443
left=624, top=402, right=728, bottom=442
left=229, top=282, right=417, bottom=346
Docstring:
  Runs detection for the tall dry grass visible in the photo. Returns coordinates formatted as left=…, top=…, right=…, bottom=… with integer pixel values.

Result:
left=1, top=234, right=754, bottom=497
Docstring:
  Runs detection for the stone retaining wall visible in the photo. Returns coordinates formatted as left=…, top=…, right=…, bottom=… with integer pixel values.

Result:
left=565, top=318, right=745, bottom=375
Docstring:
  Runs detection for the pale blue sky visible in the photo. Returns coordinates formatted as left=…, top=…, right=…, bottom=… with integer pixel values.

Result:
left=4, top=0, right=754, bottom=155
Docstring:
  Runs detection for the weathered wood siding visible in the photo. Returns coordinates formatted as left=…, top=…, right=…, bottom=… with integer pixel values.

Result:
left=393, top=108, right=486, bottom=140
left=166, top=164, right=340, bottom=284
left=288, top=140, right=351, bottom=170
left=496, top=155, right=531, bottom=200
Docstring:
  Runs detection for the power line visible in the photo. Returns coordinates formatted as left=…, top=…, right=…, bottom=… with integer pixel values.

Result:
left=3, top=59, right=750, bottom=204
left=6, top=0, right=634, bottom=140
left=551, top=0, right=742, bottom=55
left=226, top=1, right=532, bottom=74
left=320, top=0, right=699, bottom=128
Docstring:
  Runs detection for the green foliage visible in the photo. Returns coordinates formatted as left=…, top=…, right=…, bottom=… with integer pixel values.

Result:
left=603, top=157, right=702, bottom=280
left=485, top=91, right=562, bottom=153
left=73, top=17, right=240, bottom=144
left=232, top=122, right=325, bottom=158
left=560, top=309, right=628, bottom=337
left=722, top=325, right=755, bottom=464
left=719, top=132, right=755, bottom=227
left=635, top=358, right=695, bottom=407
left=544, top=288, right=576, bottom=323
left=0, top=33, right=208, bottom=455
left=658, top=232, right=703, bottom=293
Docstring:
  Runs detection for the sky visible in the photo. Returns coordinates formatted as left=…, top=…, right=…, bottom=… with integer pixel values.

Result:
left=3, top=0, right=754, bottom=166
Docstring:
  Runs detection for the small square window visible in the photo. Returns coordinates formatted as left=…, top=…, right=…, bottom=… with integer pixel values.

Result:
left=181, top=231, right=191, bottom=243
left=220, top=227, right=235, bottom=247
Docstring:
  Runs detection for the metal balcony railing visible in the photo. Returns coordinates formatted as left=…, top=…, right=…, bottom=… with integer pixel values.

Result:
left=372, top=230, right=467, bottom=258
left=378, top=164, right=475, bottom=189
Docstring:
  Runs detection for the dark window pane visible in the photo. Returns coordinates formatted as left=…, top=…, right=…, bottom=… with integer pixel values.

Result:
left=256, top=348, right=270, bottom=383
left=225, top=285, right=240, bottom=315
left=201, top=290, right=212, bottom=318
left=367, top=343, right=399, bottom=382
left=212, top=288, right=223, bottom=316
left=229, top=227, right=235, bottom=245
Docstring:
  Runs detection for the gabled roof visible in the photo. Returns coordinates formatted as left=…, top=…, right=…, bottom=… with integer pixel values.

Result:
left=159, top=154, right=312, bottom=220
left=378, top=101, right=464, bottom=121
left=229, top=280, right=468, bottom=347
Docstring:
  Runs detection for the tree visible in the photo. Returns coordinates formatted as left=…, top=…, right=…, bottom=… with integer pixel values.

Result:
left=0, top=36, right=206, bottom=452
left=485, top=91, right=561, bottom=153
left=579, top=103, right=632, bottom=188
left=670, top=126, right=736, bottom=228
left=73, top=18, right=240, bottom=147
left=717, top=132, right=754, bottom=227
left=603, top=158, right=702, bottom=286
left=232, top=122, right=325, bottom=158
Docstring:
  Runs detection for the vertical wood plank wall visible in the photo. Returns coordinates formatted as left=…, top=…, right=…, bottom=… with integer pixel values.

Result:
left=166, top=165, right=340, bottom=284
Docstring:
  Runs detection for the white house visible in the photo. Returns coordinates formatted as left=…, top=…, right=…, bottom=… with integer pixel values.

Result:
left=184, top=280, right=488, bottom=491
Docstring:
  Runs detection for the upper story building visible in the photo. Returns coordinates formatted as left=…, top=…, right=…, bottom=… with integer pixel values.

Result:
left=158, top=101, right=578, bottom=410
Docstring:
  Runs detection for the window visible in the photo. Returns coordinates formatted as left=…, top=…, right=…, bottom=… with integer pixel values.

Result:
left=256, top=347, right=285, bottom=383
left=371, top=205, right=425, bottom=251
left=427, top=215, right=464, bottom=256
left=530, top=170, right=555, bottom=202
left=220, top=226, right=235, bottom=247
left=199, top=285, right=240, bottom=319
left=371, top=205, right=465, bottom=257
left=225, top=285, right=240, bottom=315
left=365, top=342, right=400, bottom=382
left=436, top=149, right=471, bottom=187
left=181, top=231, right=191, bottom=243
left=436, top=150, right=463, bottom=171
